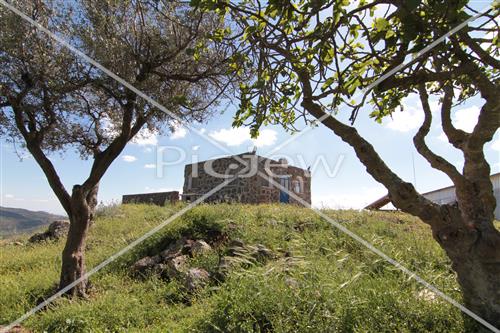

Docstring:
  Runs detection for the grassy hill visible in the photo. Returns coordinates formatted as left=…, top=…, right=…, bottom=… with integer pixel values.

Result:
left=0, top=204, right=478, bottom=332
left=0, top=206, right=66, bottom=238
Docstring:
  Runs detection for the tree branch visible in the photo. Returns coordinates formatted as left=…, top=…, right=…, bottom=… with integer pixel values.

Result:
left=414, top=84, right=464, bottom=184
left=297, top=69, right=441, bottom=224
left=10, top=102, right=72, bottom=215
left=376, top=66, right=474, bottom=93
left=440, top=83, right=469, bottom=149
left=458, top=31, right=500, bottom=70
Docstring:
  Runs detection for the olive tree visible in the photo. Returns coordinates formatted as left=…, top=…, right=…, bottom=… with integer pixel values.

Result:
left=192, top=0, right=500, bottom=327
left=0, top=0, right=236, bottom=296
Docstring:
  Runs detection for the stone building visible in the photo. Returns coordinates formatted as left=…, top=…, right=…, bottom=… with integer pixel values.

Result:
left=182, top=152, right=311, bottom=205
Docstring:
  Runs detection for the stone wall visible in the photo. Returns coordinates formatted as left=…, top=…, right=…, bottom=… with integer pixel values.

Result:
left=122, top=191, right=179, bottom=206
left=182, top=153, right=259, bottom=203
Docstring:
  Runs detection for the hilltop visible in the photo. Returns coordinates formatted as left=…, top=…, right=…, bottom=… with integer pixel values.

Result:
left=0, top=204, right=477, bottom=332
left=0, top=206, right=66, bottom=238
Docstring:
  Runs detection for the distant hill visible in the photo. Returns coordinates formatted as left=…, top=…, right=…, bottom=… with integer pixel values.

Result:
left=0, top=206, right=66, bottom=237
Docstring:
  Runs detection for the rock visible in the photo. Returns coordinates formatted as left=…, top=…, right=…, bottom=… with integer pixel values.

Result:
left=165, top=255, right=188, bottom=279
left=217, top=256, right=240, bottom=278
left=28, top=220, right=70, bottom=243
left=160, top=238, right=192, bottom=260
left=47, top=220, right=70, bottom=238
left=13, top=241, right=23, bottom=246
left=154, top=263, right=168, bottom=276
left=182, top=239, right=195, bottom=255
left=191, top=240, right=211, bottom=255
left=184, top=268, right=210, bottom=291
left=131, top=255, right=161, bottom=274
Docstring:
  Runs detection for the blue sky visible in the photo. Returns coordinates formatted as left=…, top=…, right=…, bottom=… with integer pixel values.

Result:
left=1, top=92, right=499, bottom=215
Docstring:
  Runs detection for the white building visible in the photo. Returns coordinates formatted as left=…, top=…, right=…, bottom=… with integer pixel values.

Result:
left=365, top=173, right=500, bottom=219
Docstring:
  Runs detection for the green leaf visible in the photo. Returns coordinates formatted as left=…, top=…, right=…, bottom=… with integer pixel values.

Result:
left=374, top=18, right=389, bottom=32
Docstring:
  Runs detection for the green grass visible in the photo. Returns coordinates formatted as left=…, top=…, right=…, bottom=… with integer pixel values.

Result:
left=0, top=204, right=474, bottom=332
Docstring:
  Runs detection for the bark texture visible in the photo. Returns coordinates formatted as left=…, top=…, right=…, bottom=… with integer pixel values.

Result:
left=59, top=185, right=98, bottom=296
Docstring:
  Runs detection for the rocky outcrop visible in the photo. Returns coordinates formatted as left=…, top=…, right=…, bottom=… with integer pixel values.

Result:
left=131, top=238, right=213, bottom=291
left=130, top=236, right=277, bottom=292
left=28, top=220, right=70, bottom=243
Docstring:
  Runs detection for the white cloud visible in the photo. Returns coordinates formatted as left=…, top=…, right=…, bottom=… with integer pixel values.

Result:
left=209, top=127, right=278, bottom=147
left=192, top=145, right=200, bottom=151
left=122, top=155, right=137, bottom=162
left=144, top=164, right=156, bottom=169
left=490, top=136, right=500, bottom=152
left=384, top=100, right=424, bottom=132
left=252, top=129, right=278, bottom=147
left=436, top=106, right=480, bottom=141
left=452, top=106, right=480, bottom=133
left=132, top=128, right=158, bottom=146
left=5, top=194, right=14, bottom=198
left=199, top=128, right=207, bottom=134
left=171, top=123, right=187, bottom=140
left=143, top=147, right=153, bottom=153
left=209, top=127, right=249, bottom=146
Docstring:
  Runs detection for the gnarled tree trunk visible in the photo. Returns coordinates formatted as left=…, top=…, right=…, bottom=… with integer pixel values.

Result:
left=59, top=184, right=98, bottom=297
left=427, top=207, right=500, bottom=329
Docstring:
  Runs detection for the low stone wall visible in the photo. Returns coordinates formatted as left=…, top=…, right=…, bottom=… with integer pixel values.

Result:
left=122, top=191, right=179, bottom=206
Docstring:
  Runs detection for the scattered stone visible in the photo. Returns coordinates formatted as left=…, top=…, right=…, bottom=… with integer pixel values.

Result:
left=184, top=268, right=210, bottom=291
left=28, top=220, right=70, bottom=243
left=191, top=240, right=211, bottom=256
left=165, top=255, right=188, bottom=279
left=131, top=255, right=161, bottom=274
left=182, top=239, right=195, bottom=255
left=154, top=263, right=168, bottom=276
left=160, top=238, right=194, bottom=260
left=13, top=241, right=23, bottom=246
left=48, top=220, right=70, bottom=238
